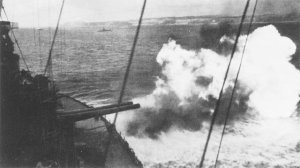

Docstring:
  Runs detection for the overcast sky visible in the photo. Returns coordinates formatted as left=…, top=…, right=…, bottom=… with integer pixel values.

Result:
left=2, top=0, right=299, bottom=27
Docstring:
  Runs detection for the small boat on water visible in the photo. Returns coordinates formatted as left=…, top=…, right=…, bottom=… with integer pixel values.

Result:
left=98, top=28, right=112, bottom=32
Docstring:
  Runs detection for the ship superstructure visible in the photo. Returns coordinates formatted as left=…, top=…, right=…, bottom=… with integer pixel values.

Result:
left=0, top=1, right=143, bottom=166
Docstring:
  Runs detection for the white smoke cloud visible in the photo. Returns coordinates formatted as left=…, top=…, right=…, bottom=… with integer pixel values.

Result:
left=236, top=25, right=299, bottom=118
left=156, top=39, right=228, bottom=103
left=114, top=24, right=300, bottom=167
left=134, top=25, right=299, bottom=119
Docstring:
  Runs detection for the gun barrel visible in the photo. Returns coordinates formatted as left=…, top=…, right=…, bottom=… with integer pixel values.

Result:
left=57, top=103, right=140, bottom=121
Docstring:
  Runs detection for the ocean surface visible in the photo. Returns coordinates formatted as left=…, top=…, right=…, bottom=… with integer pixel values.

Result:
left=14, top=23, right=300, bottom=167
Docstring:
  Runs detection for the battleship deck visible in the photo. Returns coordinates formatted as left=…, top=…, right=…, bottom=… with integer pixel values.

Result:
left=57, top=94, right=143, bottom=168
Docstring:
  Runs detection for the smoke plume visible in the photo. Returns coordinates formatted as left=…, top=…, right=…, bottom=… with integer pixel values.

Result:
left=120, top=25, right=300, bottom=139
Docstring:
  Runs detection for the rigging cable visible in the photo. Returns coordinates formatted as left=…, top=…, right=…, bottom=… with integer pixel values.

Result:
left=36, top=0, right=43, bottom=72
left=38, top=29, right=42, bottom=72
left=198, top=0, right=251, bottom=167
left=48, top=0, right=52, bottom=47
left=44, top=0, right=66, bottom=76
left=103, top=0, right=147, bottom=163
left=113, top=0, right=147, bottom=125
left=0, top=0, right=2, bottom=20
left=2, top=6, right=30, bottom=72
left=213, top=0, right=258, bottom=168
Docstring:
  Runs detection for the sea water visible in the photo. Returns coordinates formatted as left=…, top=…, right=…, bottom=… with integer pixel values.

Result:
left=14, top=23, right=300, bottom=167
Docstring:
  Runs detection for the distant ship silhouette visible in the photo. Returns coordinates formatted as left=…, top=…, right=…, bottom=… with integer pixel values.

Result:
left=98, top=27, right=112, bottom=32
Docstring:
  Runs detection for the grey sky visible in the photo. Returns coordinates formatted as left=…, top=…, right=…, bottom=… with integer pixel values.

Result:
left=2, top=0, right=299, bottom=27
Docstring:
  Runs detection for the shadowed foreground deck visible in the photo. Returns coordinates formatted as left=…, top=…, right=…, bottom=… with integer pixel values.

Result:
left=58, top=94, right=143, bottom=168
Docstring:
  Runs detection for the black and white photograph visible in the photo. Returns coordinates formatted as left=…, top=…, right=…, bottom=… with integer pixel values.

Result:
left=0, top=0, right=300, bottom=167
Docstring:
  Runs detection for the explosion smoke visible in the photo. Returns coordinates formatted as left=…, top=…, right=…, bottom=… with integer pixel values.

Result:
left=110, top=25, right=300, bottom=167
left=118, top=25, right=300, bottom=139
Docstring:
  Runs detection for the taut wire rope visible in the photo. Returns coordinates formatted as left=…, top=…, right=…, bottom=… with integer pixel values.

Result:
left=199, top=0, right=251, bottom=167
left=44, top=0, right=66, bottom=77
left=2, top=6, right=30, bottom=72
left=103, top=0, right=147, bottom=163
left=213, top=0, right=258, bottom=167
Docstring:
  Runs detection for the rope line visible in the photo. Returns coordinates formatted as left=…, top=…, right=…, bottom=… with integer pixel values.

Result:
left=2, top=6, right=30, bottom=72
left=0, top=0, right=3, bottom=18
left=38, top=29, right=43, bottom=72
left=103, top=0, right=147, bottom=164
left=198, top=0, right=251, bottom=167
left=213, top=0, right=258, bottom=167
left=35, top=0, right=43, bottom=72
left=113, top=0, right=147, bottom=125
left=44, top=0, right=66, bottom=76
